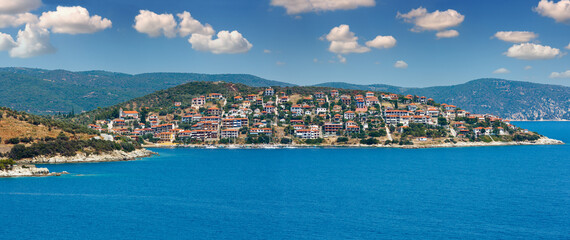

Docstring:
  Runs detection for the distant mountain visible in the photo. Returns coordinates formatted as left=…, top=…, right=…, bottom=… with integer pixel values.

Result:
left=315, top=79, right=570, bottom=120
left=1, top=67, right=568, bottom=120
left=0, top=67, right=295, bottom=114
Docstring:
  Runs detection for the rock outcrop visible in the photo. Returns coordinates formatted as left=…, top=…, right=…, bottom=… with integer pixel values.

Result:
left=0, top=164, right=68, bottom=177
left=18, top=148, right=155, bottom=164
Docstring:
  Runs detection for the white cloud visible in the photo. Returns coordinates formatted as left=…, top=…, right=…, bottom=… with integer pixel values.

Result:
left=189, top=30, right=252, bottom=54
left=264, top=49, right=271, bottom=53
left=325, top=24, right=370, bottom=54
left=534, top=0, right=570, bottom=23
left=365, top=35, right=396, bottom=49
left=276, top=61, right=285, bottom=65
left=134, top=10, right=177, bottom=38
left=505, top=43, right=562, bottom=60
left=565, top=42, right=570, bottom=50
left=0, top=13, right=38, bottom=28
left=38, top=6, right=111, bottom=34
left=270, top=0, right=375, bottom=15
left=524, top=65, right=532, bottom=70
left=9, top=24, right=55, bottom=58
left=493, top=68, right=510, bottom=74
left=0, top=32, right=16, bottom=51
left=397, top=7, right=464, bottom=35
left=394, top=60, right=408, bottom=69
left=337, top=54, right=346, bottom=63
left=0, top=0, right=41, bottom=14
left=436, top=29, right=459, bottom=38
left=549, top=70, right=570, bottom=78
left=177, top=11, right=214, bottom=37
left=494, top=31, right=538, bottom=43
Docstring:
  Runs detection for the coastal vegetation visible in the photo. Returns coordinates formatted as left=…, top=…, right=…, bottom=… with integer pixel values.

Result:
left=4, top=139, right=139, bottom=160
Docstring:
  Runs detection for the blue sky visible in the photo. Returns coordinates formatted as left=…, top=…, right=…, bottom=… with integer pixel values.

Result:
left=0, top=0, right=568, bottom=87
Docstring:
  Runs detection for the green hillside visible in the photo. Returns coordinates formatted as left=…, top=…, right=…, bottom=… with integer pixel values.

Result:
left=0, top=68, right=295, bottom=114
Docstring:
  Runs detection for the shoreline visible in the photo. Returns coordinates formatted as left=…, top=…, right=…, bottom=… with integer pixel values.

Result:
left=0, top=164, right=69, bottom=178
left=17, top=148, right=156, bottom=164
left=142, top=137, right=564, bottom=150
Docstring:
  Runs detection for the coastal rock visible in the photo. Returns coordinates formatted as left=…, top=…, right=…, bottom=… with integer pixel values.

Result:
left=19, top=149, right=156, bottom=164
left=0, top=164, right=67, bottom=177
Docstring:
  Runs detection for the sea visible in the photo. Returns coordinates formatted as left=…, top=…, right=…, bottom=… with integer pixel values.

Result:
left=1, top=122, right=568, bottom=239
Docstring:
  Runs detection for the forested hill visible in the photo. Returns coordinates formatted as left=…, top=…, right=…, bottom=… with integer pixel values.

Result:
left=315, top=79, right=570, bottom=120
left=0, top=67, right=294, bottom=114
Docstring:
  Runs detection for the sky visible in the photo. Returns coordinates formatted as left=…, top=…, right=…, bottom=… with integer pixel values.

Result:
left=0, top=0, right=569, bottom=87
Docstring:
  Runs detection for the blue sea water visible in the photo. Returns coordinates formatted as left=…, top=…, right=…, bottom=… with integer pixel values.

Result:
left=1, top=122, right=569, bottom=239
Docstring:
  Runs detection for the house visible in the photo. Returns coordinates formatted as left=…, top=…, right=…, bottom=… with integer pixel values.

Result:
left=316, top=108, right=327, bottom=114
left=418, top=136, right=428, bottom=141
left=208, top=93, right=223, bottom=99
left=314, top=92, right=325, bottom=99
left=444, top=104, right=457, bottom=111
left=345, top=121, right=360, bottom=134
left=365, top=91, right=374, bottom=97
left=153, top=123, right=176, bottom=133
left=119, top=108, right=139, bottom=119
left=192, top=96, right=206, bottom=106
left=384, top=110, right=410, bottom=117
left=156, top=132, right=175, bottom=142
left=181, top=115, right=194, bottom=123
left=365, top=96, right=379, bottom=106
left=264, top=88, right=275, bottom=96
left=408, top=103, right=418, bottom=111
left=330, top=90, right=339, bottom=97
left=207, top=107, right=221, bottom=116
left=279, top=96, right=289, bottom=103
left=323, top=122, right=343, bottom=136
left=291, top=105, right=303, bottom=116
left=174, top=102, right=182, bottom=107
left=341, top=95, right=351, bottom=105
left=355, top=97, right=366, bottom=108
left=295, top=129, right=321, bottom=139
left=333, top=114, right=342, bottom=122
left=250, top=128, right=272, bottom=136
left=220, top=129, right=239, bottom=139
left=332, top=105, right=342, bottom=112
left=427, top=108, right=439, bottom=117
left=419, top=96, right=427, bottom=103
left=112, top=119, right=126, bottom=127
left=263, top=105, right=276, bottom=114
left=344, top=111, right=355, bottom=120
left=385, top=115, right=401, bottom=125
left=256, top=98, right=264, bottom=105
left=189, top=130, right=218, bottom=141
left=412, top=115, right=431, bottom=124
left=222, top=118, right=249, bottom=128
left=246, top=94, right=257, bottom=101
left=234, top=96, right=244, bottom=101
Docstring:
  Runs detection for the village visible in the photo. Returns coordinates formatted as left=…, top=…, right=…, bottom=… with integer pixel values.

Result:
left=87, top=87, right=532, bottom=147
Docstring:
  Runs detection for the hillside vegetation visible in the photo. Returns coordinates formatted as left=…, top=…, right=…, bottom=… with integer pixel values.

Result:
left=0, top=67, right=294, bottom=114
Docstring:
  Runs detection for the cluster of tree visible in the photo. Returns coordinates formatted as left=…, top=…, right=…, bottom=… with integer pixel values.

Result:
left=304, top=138, right=324, bottom=144
left=245, top=135, right=271, bottom=144
left=0, top=159, right=15, bottom=171
left=513, top=134, right=540, bottom=142
left=360, top=138, right=379, bottom=145
left=5, top=139, right=139, bottom=160
left=401, top=123, right=446, bottom=138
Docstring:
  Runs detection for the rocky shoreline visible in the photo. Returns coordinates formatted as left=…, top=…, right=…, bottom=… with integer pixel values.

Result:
left=142, top=137, right=564, bottom=149
left=18, top=148, right=156, bottom=164
left=0, top=164, right=69, bottom=177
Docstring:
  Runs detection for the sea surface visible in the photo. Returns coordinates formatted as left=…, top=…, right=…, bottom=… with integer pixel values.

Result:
left=1, top=122, right=569, bottom=239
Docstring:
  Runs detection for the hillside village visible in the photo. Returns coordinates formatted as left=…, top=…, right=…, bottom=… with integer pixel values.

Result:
left=83, top=82, right=540, bottom=147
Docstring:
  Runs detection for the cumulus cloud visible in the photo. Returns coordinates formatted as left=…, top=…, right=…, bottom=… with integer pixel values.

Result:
left=494, top=31, right=538, bottom=43
left=177, top=11, right=214, bottom=37
left=325, top=24, right=369, bottom=54
left=0, top=32, right=17, bottom=51
left=134, top=10, right=178, bottom=38
left=263, top=49, right=271, bottom=53
left=549, top=70, right=570, bottom=78
left=9, top=24, right=55, bottom=58
left=397, top=7, right=464, bottom=37
left=0, top=13, right=38, bottom=28
left=534, top=0, right=570, bottom=23
left=525, top=65, right=532, bottom=70
left=365, top=35, right=396, bottom=49
left=436, top=29, right=459, bottom=38
left=189, top=30, right=252, bottom=54
left=270, top=0, right=375, bottom=15
left=565, top=42, right=570, bottom=50
left=493, top=68, right=510, bottom=74
left=505, top=43, right=562, bottom=60
left=394, top=60, right=408, bottom=69
left=337, top=54, right=346, bottom=63
left=0, top=0, right=41, bottom=14
left=38, top=6, right=112, bottom=34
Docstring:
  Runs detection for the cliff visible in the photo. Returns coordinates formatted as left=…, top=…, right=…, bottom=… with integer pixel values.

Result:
left=18, top=148, right=155, bottom=164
